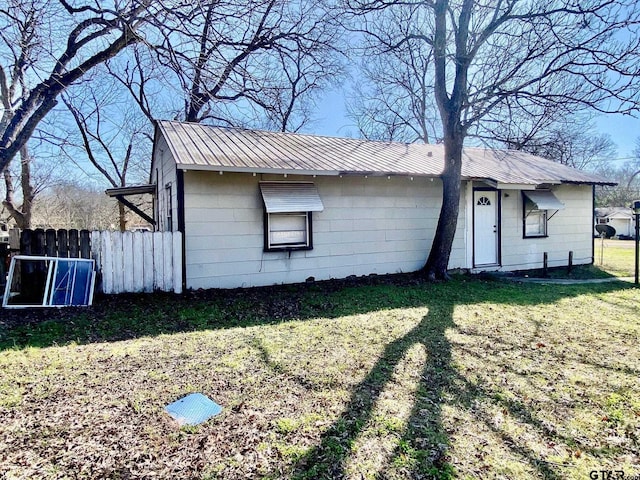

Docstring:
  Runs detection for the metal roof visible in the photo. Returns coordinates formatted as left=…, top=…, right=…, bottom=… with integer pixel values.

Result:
left=260, top=182, right=324, bottom=213
left=156, top=121, right=615, bottom=186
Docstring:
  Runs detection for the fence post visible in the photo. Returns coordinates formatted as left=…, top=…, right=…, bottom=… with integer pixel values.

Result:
left=20, top=229, right=32, bottom=255
left=33, top=229, right=45, bottom=256
left=80, top=230, right=91, bottom=259
left=9, top=228, right=20, bottom=251
left=143, top=232, right=154, bottom=293
left=568, top=251, right=573, bottom=274
left=45, top=229, right=57, bottom=257
left=543, top=252, right=548, bottom=277
left=69, top=229, right=79, bottom=258
left=57, top=230, right=69, bottom=257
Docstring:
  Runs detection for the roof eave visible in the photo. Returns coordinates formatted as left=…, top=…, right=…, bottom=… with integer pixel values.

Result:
left=560, top=180, right=618, bottom=186
left=105, top=184, right=156, bottom=197
left=177, top=163, right=443, bottom=178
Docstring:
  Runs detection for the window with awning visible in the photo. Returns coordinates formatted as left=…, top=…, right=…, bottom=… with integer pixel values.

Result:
left=522, top=190, right=564, bottom=238
left=260, top=182, right=324, bottom=250
left=523, top=190, right=565, bottom=211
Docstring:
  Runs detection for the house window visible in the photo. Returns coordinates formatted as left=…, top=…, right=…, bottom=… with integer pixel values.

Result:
left=522, top=190, right=564, bottom=238
left=524, top=207, right=547, bottom=237
left=266, top=212, right=311, bottom=249
left=260, top=182, right=324, bottom=252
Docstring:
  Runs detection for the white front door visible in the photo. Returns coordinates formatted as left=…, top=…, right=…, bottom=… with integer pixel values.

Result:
left=473, top=190, right=499, bottom=266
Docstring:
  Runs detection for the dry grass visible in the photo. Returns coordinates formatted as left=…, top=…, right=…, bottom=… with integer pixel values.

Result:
left=0, top=276, right=639, bottom=479
left=595, top=239, right=637, bottom=277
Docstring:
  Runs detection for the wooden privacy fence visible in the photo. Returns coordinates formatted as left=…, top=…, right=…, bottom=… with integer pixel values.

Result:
left=15, top=229, right=182, bottom=294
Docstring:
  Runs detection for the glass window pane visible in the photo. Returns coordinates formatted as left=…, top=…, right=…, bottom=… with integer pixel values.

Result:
left=269, top=213, right=308, bottom=247
left=525, top=210, right=546, bottom=236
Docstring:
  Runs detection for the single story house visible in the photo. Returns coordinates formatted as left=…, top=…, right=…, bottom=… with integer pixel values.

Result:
left=594, top=207, right=636, bottom=238
left=145, top=120, right=613, bottom=290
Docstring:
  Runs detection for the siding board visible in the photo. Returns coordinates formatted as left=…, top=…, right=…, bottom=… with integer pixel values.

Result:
left=183, top=172, right=465, bottom=289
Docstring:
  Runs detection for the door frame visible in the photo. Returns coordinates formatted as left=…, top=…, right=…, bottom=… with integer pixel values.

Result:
left=472, top=187, right=501, bottom=267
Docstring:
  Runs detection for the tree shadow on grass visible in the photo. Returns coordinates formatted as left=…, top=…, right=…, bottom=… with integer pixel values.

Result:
left=282, top=279, right=636, bottom=479
left=1, top=275, right=635, bottom=478
left=290, top=300, right=457, bottom=479
left=0, top=273, right=631, bottom=352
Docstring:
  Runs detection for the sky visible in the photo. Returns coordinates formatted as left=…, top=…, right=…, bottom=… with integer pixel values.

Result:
left=311, top=88, right=640, bottom=164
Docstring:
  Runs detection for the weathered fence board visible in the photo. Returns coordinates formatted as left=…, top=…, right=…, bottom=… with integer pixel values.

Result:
left=152, top=232, right=164, bottom=291
left=14, top=229, right=182, bottom=294
left=142, top=233, right=154, bottom=293
left=132, top=232, right=144, bottom=293
left=172, top=233, right=183, bottom=295
left=122, top=232, right=134, bottom=293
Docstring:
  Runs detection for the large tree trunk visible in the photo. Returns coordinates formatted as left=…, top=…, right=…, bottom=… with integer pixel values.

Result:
left=2, top=145, right=34, bottom=229
left=423, top=135, right=463, bottom=280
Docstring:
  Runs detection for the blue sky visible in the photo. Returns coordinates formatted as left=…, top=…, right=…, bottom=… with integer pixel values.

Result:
left=594, top=113, right=640, bottom=161
left=312, top=89, right=640, bottom=163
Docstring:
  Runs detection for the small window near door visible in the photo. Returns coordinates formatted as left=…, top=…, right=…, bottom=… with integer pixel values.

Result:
left=477, top=196, right=491, bottom=206
left=523, top=197, right=547, bottom=237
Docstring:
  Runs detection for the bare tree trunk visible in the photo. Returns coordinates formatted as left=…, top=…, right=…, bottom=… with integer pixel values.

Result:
left=423, top=135, right=462, bottom=280
left=118, top=202, right=127, bottom=231
left=3, top=145, right=34, bottom=229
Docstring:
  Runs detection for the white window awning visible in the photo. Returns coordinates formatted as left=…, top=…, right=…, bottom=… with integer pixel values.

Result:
left=523, top=190, right=565, bottom=211
left=260, top=182, right=324, bottom=213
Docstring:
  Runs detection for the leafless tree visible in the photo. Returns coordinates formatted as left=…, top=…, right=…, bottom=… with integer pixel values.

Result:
left=346, top=6, right=440, bottom=143
left=491, top=115, right=617, bottom=171
left=61, top=78, right=150, bottom=231
left=3, top=147, right=35, bottom=228
left=347, top=0, right=640, bottom=279
left=0, top=0, right=153, bottom=174
left=143, top=0, right=343, bottom=129
left=595, top=149, right=640, bottom=207
left=1, top=141, right=68, bottom=228
left=31, top=181, right=122, bottom=230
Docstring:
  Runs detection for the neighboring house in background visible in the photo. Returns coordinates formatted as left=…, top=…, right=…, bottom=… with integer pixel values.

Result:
left=0, top=222, right=9, bottom=244
left=145, top=121, right=614, bottom=290
left=594, top=207, right=636, bottom=238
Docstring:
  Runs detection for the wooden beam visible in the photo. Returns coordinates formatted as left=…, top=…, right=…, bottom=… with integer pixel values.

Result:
left=114, top=195, right=156, bottom=225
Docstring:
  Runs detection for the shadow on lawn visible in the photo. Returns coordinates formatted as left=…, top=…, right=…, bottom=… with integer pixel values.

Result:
left=0, top=272, right=631, bottom=353
left=0, top=274, right=634, bottom=478
left=276, top=278, right=632, bottom=480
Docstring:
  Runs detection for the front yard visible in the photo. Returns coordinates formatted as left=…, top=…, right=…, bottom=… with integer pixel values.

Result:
left=1, top=275, right=638, bottom=479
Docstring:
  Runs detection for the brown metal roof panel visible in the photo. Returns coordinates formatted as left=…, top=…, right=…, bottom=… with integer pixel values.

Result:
left=157, top=121, right=614, bottom=184
left=179, top=123, right=227, bottom=166
left=188, top=124, right=243, bottom=167
left=235, top=129, right=304, bottom=170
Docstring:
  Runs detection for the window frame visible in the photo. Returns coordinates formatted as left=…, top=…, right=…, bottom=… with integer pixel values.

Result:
left=263, top=210, right=314, bottom=252
left=165, top=182, right=173, bottom=231
left=522, top=194, right=548, bottom=238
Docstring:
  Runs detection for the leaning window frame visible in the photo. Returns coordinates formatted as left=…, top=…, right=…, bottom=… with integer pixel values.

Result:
left=2, top=255, right=96, bottom=308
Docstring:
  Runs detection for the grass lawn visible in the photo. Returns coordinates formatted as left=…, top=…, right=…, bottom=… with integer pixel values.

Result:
left=594, top=239, right=638, bottom=278
left=0, top=276, right=639, bottom=479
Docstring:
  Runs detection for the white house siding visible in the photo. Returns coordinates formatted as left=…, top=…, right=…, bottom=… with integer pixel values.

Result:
left=607, top=217, right=633, bottom=237
left=151, top=136, right=179, bottom=232
left=499, top=184, right=593, bottom=271
left=183, top=171, right=467, bottom=289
